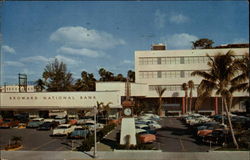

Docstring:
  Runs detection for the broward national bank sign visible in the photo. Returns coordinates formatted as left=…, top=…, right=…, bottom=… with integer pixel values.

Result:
left=0, top=91, right=122, bottom=109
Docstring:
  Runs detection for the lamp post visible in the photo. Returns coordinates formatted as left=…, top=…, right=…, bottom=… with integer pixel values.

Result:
left=93, top=106, right=97, bottom=158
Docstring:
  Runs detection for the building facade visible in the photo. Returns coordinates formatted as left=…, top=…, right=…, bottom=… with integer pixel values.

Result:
left=97, top=44, right=249, bottom=115
left=134, top=45, right=249, bottom=114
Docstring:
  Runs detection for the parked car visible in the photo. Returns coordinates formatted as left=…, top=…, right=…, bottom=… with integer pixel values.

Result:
left=197, top=124, right=227, bottom=142
left=37, top=122, right=59, bottom=130
left=136, top=129, right=156, bottom=143
left=52, top=124, right=76, bottom=136
left=136, top=124, right=156, bottom=134
left=68, top=126, right=89, bottom=139
left=0, top=119, right=19, bottom=128
left=203, top=129, right=230, bottom=146
left=26, top=118, right=44, bottom=128
left=54, top=115, right=66, bottom=124
left=83, top=121, right=104, bottom=131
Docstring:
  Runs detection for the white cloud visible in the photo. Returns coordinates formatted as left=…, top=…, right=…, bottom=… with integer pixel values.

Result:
left=170, top=14, right=189, bottom=24
left=49, top=55, right=77, bottom=65
left=57, top=47, right=105, bottom=58
left=4, top=61, right=24, bottom=67
left=21, top=68, right=35, bottom=75
left=165, top=33, right=198, bottom=49
left=122, top=60, right=133, bottom=64
left=50, top=26, right=125, bottom=49
left=154, top=10, right=166, bottom=29
left=232, top=38, right=249, bottom=44
left=20, top=56, right=49, bottom=63
left=2, top=45, right=16, bottom=54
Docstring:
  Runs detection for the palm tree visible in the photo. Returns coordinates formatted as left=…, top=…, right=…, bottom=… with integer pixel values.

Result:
left=191, top=50, right=239, bottom=149
left=182, top=83, right=188, bottom=114
left=103, top=102, right=112, bottom=124
left=230, top=53, right=249, bottom=93
left=155, top=86, right=166, bottom=116
left=188, top=80, right=195, bottom=113
left=96, top=101, right=112, bottom=124
left=35, top=79, right=45, bottom=92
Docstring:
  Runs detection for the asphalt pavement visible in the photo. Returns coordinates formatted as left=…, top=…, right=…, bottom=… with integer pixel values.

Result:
left=154, top=117, right=213, bottom=152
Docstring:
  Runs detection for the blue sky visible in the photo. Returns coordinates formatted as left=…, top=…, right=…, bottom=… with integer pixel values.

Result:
left=1, top=1, right=249, bottom=85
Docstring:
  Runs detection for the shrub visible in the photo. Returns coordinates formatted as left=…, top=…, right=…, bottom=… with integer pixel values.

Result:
left=77, top=123, right=116, bottom=152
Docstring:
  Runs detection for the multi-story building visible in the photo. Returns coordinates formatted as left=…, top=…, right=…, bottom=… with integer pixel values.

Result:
left=97, top=43, right=249, bottom=115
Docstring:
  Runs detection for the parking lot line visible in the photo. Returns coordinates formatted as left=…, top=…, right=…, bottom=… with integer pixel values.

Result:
left=31, top=139, right=57, bottom=151
left=179, top=138, right=185, bottom=152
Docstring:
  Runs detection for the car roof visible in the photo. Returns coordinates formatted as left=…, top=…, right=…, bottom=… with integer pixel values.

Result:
left=33, top=118, right=44, bottom=121
left=58, top=124, right=71, bottom=127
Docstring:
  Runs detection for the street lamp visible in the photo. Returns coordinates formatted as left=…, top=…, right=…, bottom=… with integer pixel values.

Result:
left=93, top=106, right=98, bottom=158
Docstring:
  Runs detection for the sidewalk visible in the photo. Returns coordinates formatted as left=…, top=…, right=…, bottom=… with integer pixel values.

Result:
left=1, top=151, right=249, bottom=160
left=94, top=125, right=121, bottom=151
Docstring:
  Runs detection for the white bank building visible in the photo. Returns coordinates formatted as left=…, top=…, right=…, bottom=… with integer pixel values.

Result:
left=0, top=44, right=249, bottom=117
left=97, top=44, right=249, bottom=116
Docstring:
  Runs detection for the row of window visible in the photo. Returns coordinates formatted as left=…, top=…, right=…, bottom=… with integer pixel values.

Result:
left=2, top=87, right=34, bottom=91
left=139, top=70, right=201, bottom=79
left=138, top=55, right=244, bottom=65
left=149, top=85, right=198, bottom=91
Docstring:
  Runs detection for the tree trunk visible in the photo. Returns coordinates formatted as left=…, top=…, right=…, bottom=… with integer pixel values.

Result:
left=185, top=91, right=188, bottom=113
left=158, top=97, right=162, bottom=116
left=189, top=90, right=193, bottom=113
left=223, top=97, right=239, bottom=149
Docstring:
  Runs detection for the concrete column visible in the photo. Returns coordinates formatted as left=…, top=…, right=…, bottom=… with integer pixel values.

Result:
left=214, top=97, right=218, bottom=115
left=182, top=97, right=185, bottom=114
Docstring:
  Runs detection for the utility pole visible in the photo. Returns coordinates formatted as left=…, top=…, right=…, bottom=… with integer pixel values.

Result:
left=93, top=106, right=97, bottom=158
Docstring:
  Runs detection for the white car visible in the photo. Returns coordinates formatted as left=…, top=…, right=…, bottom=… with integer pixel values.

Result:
left=83, top=121, right=104, bottom=131
left=54, top=115, right=66, bottom=124
left=52, top=124, right=76, bottom=136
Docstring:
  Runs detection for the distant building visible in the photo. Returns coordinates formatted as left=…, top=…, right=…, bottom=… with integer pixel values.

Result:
left=0, top=85, right=35, bottom=93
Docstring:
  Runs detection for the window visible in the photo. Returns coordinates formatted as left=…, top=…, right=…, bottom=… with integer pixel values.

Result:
left=180, top=57, right=184, bottom=64
left=157, top=71, right=162, bottom=78
left=157, top=58, right=161, bottom=64
left=180, top=71, right=185, bottom=78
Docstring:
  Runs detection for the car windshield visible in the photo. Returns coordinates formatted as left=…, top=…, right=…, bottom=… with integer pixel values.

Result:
left=85, top=123, right=94, bottom=125
left=57, top=126, right=69, bottom=129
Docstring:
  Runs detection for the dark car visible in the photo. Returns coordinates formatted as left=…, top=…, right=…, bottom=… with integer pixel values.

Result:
left=37, top=122, right=59, bottom=130
left=0, top=119, right=19, bottom=128
left=203, top=129, right=230, bottom=146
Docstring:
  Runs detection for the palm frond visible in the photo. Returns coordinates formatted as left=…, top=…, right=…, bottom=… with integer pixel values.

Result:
left=191, top=71, right=216, bottom=81
left=230, top=83, right=248, bottom=93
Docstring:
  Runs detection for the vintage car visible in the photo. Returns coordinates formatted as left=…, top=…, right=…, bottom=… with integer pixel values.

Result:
left=203, top=129, right=230, bottom=146
left=136, top=124, right=156, bottom=134
left=83, top=121, right=104, bottom=131
left=136, top=129, right=156, bottom=143
left=52, top=124, right=76, bottom=136
left=197, top=124, right=227, bottom=142
left=68, top=119, right=78, bottom=125
left=54, top=116, right=66, bottom=124
left=68, top=126, right=89, bottom=139
left=0, top=119, right=19, bottom=128
left=37, top=122, right=59, bottom=130
left=26, top=118, right=44, bottom=128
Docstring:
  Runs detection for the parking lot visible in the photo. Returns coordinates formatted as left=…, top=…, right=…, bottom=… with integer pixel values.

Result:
left=0, top=117, right=222, bottom=152
left=0, top=128, right=82, bottom=151
left=153, top=117, right=212, bottom=152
